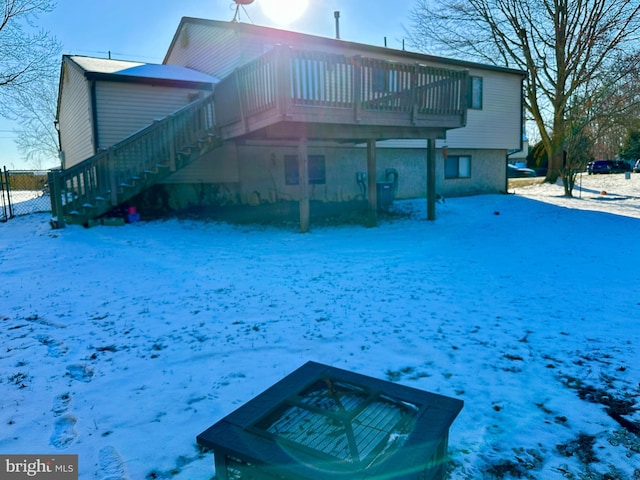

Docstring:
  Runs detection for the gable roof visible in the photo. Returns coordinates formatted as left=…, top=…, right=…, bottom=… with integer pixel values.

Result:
left=65, top=55, right=219, bottom=88
left=69, top=56, right=144, bottom=74
left=164, top=17, right=526, bottom=78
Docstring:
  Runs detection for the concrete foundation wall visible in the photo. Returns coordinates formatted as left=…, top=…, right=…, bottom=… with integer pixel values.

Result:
left=150, top=143, right=507, bottom=212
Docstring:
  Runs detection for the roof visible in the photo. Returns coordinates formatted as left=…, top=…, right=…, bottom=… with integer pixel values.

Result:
left=164, top=17, right=526, bottom=78
left=114, top=64, right=218, bottom=83
left=65, top=55, right=219, bottom=87
left=69, top=56, right=144, bottom=74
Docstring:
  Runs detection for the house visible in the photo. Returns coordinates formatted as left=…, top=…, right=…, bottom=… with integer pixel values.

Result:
left=51, top=17, right=525, bottom=231
left=56, top=55, right=219, bottom=170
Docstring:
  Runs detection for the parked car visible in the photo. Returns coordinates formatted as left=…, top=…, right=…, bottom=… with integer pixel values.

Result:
left=634, top=160, right=640, bottom=173
left=612, top=160, right=631, bottom=173
left=507, top=163, right=537, bottom=178
left=588, top=160, right=613, bottom=174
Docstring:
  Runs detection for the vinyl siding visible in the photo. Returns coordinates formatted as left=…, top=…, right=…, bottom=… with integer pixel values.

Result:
left=94, top=82, right=204, bottom=149
left=58, top=60, right=95, bottom=168
left=165, top=23, right=243, bottom=80
left=444, top=69, right=522, bottom=150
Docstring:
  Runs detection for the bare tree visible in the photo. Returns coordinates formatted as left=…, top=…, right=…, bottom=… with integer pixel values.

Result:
left=408, top=0, right=640, bottom=190
left=1, top=0, right=60, bottom=168
left=555, top=52, right=640, bottom=195
left=13, top=76, right=59, bottom=168
left=587, top=54, right=640, bottom=160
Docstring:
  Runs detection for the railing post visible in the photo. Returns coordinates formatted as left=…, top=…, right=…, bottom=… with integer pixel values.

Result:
left=411, top=64, right=419, bottom=125
left=460, top=71, right=469, bottom=126
left=234, top=69, right=250, bottom=133
left=276, top=45, right=292, bottom=118
left=167, top=115, right=177, bottom=171
left=48, top=169, right=65, bottom=228
left=353, top=56, right=362, bottom=123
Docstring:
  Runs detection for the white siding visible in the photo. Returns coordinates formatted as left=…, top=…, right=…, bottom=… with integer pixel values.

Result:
left=94, top=82, right=204, bottom=148
left=366, top=70, right=522, bottom=152
left=58, top=60, right=95, bottom=168
left=444, top=69, right=522, bottom=150
left=165, top=23, right=243, bottom=80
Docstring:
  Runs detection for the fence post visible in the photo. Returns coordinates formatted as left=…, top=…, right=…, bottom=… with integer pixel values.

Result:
left=48, top=169, right=66, bottom=228
left=1, top=167, right=9, bottom=221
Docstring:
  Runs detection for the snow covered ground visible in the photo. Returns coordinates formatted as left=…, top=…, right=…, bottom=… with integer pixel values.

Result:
left=1, top=173, right=639, bottom=479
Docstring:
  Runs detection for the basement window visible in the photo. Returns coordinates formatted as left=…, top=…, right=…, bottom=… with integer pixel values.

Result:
left=445, top=155, right=472, bottom=179
left=284, top=155, right=326, bottom=185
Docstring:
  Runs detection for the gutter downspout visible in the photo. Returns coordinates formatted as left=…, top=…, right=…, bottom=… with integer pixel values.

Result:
left=90, top=79, right=100, bottom=153
left=53, top=120, right=63, bottom=168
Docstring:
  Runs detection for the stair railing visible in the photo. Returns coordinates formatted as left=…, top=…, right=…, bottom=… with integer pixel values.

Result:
left=49, top=94, right=216, bottom=225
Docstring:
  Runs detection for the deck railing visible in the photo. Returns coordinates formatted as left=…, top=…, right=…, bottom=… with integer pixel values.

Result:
left=215, top=46, right=468, bottom=129
left=49, top=94, right=216, bottom=223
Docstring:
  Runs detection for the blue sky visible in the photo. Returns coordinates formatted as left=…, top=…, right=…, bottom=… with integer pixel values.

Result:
left=1, top=0, right=415, bottom=169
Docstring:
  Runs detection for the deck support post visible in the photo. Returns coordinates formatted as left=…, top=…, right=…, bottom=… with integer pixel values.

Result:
left=298, top=137, right=310, bottom=233
left=367, top=138, right=377, bottom=227
left=426, top=138, right=436, bottom=221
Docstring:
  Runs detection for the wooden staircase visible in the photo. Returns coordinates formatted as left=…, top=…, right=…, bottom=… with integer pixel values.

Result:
left=49, top=95, right=219, bottom=227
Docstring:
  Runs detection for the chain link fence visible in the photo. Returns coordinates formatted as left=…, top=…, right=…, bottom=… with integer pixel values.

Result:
left=1, top=167, right=52, bottom=222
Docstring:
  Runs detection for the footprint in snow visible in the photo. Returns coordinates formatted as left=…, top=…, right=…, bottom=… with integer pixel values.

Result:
left=50, top=414, right=77, bottom=449
left=66, top=364, right=94, bottom=382
left=37, top=335, right=69, bottom=358
left=98, top=446, right=129, bottom=480
left=52, top=392, right=72, bottom=416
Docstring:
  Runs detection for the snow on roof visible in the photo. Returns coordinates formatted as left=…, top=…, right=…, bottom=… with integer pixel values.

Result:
left=69, top=55, right=218, bottom=84
left=114, top=64, right=219, bottom=84
left=70, top=56, right=144, bottom=74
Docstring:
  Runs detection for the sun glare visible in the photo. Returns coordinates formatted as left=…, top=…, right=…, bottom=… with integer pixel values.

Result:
left=259, top=0, right=309, bottom=26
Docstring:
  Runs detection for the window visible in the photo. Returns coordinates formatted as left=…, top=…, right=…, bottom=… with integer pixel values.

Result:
left=284, top=155, right=326, bottom=185
left=445, top=156, right=471, bottom=179
left=468, top=76, right=483, bottom=109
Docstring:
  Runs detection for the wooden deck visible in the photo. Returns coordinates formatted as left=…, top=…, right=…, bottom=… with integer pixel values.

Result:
left=215, top=46, right=468, bottom=142
left=50, top=46, right=469, bottom=227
